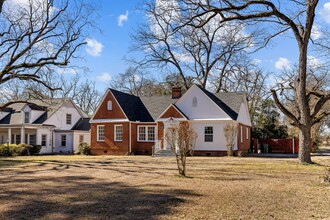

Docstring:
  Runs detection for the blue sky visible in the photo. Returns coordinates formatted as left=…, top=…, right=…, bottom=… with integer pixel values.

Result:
left=79, top=0, right=330, bottom=92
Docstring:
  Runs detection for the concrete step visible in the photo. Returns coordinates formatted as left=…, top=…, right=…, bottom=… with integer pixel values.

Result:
left=153, top=149, right=175, bottom=157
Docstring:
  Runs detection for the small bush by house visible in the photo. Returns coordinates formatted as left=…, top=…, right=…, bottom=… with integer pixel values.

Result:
left=0, top=144, right=41, bottom=156
left=78, top=142, right=91, bottom=155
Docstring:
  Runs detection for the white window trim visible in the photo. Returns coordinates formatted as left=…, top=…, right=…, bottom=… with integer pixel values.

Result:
left=41, top=134, right=47, bottom=147
left=107, top=101, right=113, bottom=110
left=61, top=135, right=66, bottom=147
left=97, top=125, right=105, bottom=142
left=137, top=125, right=155, bottom=142
left=240, top=126, right=243, bottom=143
left=204, top=126, right=213, bottom=142
left=66, top=114, right=72, bottom=125
left=114, top=124, right=123, bottom=142
left=24, top=112, right=30, bottom=124
left=246, top=127, right=249, bottom=140
left=79, top=135, right=84, bottom=143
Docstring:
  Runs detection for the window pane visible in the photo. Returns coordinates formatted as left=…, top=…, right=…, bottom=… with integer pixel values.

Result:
left=24, top=112, right=29, bottom=123
left=16, top=135, right=21, bottom=144
left=138, top=126, right=146, bottom=141
left=41, top=135, right=47, bottom=146
left=66, top=114, right=72, bottom=124
left=61, top=135, right=66, bottom=147
left=30, top=134, right=36, bottom=145
left=107, top=101, right=112, bottom=110
left=115, top=125, right=123, bottom=141
left=97, top=126, right=105, bottom=141
left=148, top=127, right=155, bottom=141
left=204, top=126, right=213, bottom=142
left=79, top=135, right=84, bottom=143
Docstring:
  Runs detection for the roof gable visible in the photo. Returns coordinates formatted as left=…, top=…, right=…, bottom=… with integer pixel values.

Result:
left=199, top=87, right=239, bottom=120
left=92, top=89, right=154, bottom=122
left=175, top=85, right=234, bottom=120
left=140, top=96, right=176, bottom=120
left=111, top=89, right=154, bottom=122
left=91, top=89, right=128, bottom=120
left=158, top=104, right=188, bottom=120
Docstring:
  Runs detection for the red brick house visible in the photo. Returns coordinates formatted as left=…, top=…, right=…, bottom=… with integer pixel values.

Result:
left=90, top=84, right=252, bottom=156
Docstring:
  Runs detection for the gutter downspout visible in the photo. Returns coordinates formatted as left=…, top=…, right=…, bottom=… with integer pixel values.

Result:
left=129, top=122, right=132, bottom=155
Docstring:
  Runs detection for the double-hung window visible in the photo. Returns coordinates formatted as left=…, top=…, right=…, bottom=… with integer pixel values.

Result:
left=97, top=125, right=105, bottom=141
left=138, top=126, right=155, bottom=142
left=61, top=135, right=66, bottom=147
left=41, top=135, right=47, bottom=147
left=24, top=112, right=30, bottom=123
left=114, top=125, right=123, bottom=141
left=204, top=126, right=213, bottom=142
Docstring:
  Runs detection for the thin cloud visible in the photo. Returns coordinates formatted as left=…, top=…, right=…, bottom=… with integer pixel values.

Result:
left=97, top=72, right=112, bottom=82
left=118, top=11, right=129, bottom=27
left=319, top=2, right=330, bottom=23
left=275, top=57, right=290, bottom=70
left=85, top=38, right=103, bottom=56
left=311, top=25, right=322, bottom=40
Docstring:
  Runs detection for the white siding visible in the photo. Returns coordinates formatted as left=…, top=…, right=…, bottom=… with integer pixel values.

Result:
left=44, top=101, right=82, bottom=130
left=37, top=127, right=53, bottom=154
left=73, top=131, right=91, bottom=152
left=175, top=85, right=231, bottom=120
left=191, top=120, right=238, bottom=151
left=236, top=102, right=252, bottom=126
left=54, top=131, right=74, bottom=153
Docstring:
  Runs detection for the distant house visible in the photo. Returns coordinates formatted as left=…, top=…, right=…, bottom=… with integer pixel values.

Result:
left=0, top=99, right=90, bottom=154
left=90, top=84, right=252, bottom=156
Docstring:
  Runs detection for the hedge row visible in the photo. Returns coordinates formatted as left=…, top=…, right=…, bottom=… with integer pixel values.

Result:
left=0, top=144, right=41, bottom=156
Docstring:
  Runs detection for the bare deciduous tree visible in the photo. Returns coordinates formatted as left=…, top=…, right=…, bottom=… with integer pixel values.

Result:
left=130, top=0, right=255, bottom=90
left=0, top=0, right=95, bottom=107
left=165, top=121, right=197, bottom=176
left=0, top=74, right=101, bottom=115
left=224, top=122, right=238, bottom=156
left=176, top=0, right=330, bottom=164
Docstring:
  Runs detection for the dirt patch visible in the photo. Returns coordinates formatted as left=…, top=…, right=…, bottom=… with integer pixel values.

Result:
left=0, top=155, right=329, bottom=219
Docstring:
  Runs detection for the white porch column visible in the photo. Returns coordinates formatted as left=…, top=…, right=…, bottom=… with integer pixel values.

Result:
left=36, top=129, right=39, bottom=145
left=8, top=128, right=11, bottom=144
left=21, top=126, right=25, bottom=144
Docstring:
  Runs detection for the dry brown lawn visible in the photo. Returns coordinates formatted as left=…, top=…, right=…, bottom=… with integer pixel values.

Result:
left=0, top=155, right=329, bottom=220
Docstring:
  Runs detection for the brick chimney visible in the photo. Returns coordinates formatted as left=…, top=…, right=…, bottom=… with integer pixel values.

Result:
left=172, top=87, right=181, bottom=99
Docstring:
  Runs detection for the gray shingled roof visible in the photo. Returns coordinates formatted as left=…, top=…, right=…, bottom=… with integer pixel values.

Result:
left=213, top=93, right=245, bottom=115
left=109, top=87, right=246, bottom=122
left=0, top=99, right=68, bottom=125
left=71, top=118, right=91, bottom=131
left=140, top=96, right=176, bottom=120
left=110, top=89, right=154, bottom=122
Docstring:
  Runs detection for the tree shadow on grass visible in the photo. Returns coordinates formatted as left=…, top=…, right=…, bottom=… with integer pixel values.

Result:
left=0, top=175, right=200, bottom=219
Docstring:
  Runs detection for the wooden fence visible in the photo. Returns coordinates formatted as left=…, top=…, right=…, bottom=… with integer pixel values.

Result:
left=252, top=138, right=299, bottom=154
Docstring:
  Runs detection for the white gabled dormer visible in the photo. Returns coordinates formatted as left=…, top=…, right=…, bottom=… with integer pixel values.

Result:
left=22, top=104, right=46, bottom=124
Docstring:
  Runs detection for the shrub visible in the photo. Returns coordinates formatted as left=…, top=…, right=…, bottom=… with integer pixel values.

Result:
left=29, top=145, right=41, bottom=155
left=0, top=144, right=12, bottom=156
left=78, top=142, right=91, bottom=155
left=0, top=143, right=40, bottom=156
left=12, top=144, right=28, bottom=156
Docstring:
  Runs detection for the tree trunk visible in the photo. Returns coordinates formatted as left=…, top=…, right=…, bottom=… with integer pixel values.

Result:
left=298, top=126, right=312, bottom=163
left=297, top=44, right=312, bottom=164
